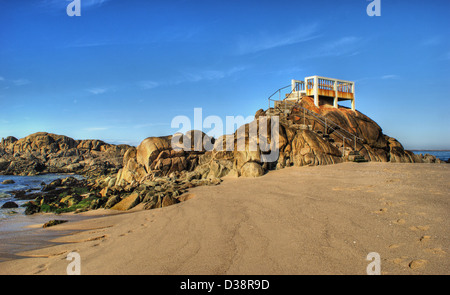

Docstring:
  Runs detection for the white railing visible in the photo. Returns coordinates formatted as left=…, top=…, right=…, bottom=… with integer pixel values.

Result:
left=305, top=75, right=355, bottom=94
left=304, top=75, right=355, bottom=110
left=291, top=80, right=305, bottom=93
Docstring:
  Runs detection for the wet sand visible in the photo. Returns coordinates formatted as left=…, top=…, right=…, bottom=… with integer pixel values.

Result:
left=0, top=162, right=448, bottom=275
left=0, top=212, right=112, bottom=262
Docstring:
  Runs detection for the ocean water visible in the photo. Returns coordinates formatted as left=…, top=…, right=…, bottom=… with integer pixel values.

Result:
left=0, top=174, right=88, bottom=262
left=0, top=174, right=84, bottom=220
left=412, top=151, right=450, bottom=162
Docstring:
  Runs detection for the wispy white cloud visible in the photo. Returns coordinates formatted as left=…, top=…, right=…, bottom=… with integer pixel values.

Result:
left=0, top=76, right=31, bottom=86
left=137, top=80, right=159, bottom=90
left=64, top=40, right=112, bottom=48
left=93, top=66, right=247, bottom=94
left=87, top=87, right=108, bottom=95
left=81, top=0, right=111, bottom=8
left=176, top=66, right=247, bottom=83
left=312, top=36, right=360, bottom=58
left=12, top=79, right=30, bottom=86
left=381, top=74, right=400, bottom=80
left=41, top=0, right=112, bottom=9
left=355, top=74, right=401, bottom=83
left=236, top=23, right=320, bottom=55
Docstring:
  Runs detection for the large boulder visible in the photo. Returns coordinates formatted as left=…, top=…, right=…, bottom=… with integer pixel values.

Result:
left=289, top=130, right=342, bottom=166
left=116, top=131, right=214, bottom=186
left=136, top=136, right=172, bottom=172
left=111, top=193, right=141, bottom=211
left=240, top=162, right=264, bottom=177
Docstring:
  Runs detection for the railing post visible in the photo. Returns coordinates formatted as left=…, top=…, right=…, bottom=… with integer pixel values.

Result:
left=342, top=137, right=345, bottom=158
left=303, top=108, right=306, bottom=125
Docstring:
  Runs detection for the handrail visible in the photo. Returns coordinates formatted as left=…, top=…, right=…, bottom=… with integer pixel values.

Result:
left=267, top=85, right=291, bottom=101
left=267, top=85, right=296, bottom=111
left=295, top=103, right=364, bottom=142
left=266, top=86, right=364, bottom=152
left=292, top=103, right=364, bottom=149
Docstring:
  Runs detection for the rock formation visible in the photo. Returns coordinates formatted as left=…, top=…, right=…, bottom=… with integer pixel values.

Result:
left=285, top=97, right=430, bottom=164
left=0, top=132, right=130, bottom=176
left=2, top=97, right=445, bottom=215
left=114, top=96, right=442, bottom=189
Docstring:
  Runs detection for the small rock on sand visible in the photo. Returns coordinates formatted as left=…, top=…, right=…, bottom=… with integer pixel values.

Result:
left=1, top=179, right=15, bottom=185
left=43, top=220, right=68, bottom=228
left=1, top=201, right=19, bottom=209
left=409, top=259, right=427, bottom=270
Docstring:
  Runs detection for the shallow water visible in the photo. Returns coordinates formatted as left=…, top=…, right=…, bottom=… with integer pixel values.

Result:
left=0, top=174, right=84, bottom=219
left=0, top=213, right=85, bottom=262
left=0, top=174, right=88, bottom=262
left=0, top=173, right=88, bottom=262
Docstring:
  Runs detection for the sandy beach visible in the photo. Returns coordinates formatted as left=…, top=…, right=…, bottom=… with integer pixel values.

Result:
left=0, top=162, right=448, bottom=275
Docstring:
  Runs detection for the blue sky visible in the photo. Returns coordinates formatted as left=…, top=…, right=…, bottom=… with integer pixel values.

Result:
left=0, top=0, right=449, bottom=149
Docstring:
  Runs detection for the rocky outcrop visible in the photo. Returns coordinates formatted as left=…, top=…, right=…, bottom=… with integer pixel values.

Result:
left=0, top=132, right=130, bottom=176
left=5, top=96, right=444, bottom=214
left=287, top=97, right=442, bottom=164
left=114, top=96, right=442, bottom=191
left=20, top=170, right=222, bottom=215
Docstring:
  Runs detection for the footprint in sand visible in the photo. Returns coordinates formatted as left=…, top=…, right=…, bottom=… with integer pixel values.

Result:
left=388, top=244, right=402, bottom=249
left=78, top=235, right=108, bottom=243
left=409, top=225, right=430, bottom=231
left=120, top=230, right=133, bottom=237
left=424, top=248, right=446, bottom=255
left=394, top=218, right=406, bottom=225
left=34, top=264, right=49, bottom=274
left=386, top=179, right=401, bottom=183
left=391, top=257, right=408, bottom=266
